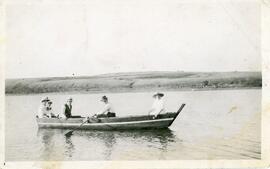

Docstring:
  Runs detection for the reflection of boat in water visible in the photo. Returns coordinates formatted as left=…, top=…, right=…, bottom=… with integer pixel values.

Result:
left=36, top=104, right=185, bottom=130
left=76, top=128, right=177, bottom=159
left=80, top=128, right=176, bottom=144
left=37, top=129, right=76, bottom=160
left=36, top=127, right=178, bottom=160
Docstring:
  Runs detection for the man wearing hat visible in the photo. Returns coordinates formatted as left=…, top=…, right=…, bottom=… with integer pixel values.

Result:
left=61, top=97, right=73, bottom=118
left=97, top=96, right=115, bottom=117
left=37, top=97, right=50, bottom=118
left=148, top=92, right=165, bottom=118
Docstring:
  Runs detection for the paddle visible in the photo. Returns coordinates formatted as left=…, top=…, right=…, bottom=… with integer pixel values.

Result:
left=64, top=119, right=89, bottom=137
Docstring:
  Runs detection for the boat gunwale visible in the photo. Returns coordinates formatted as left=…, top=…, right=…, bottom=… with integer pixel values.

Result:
left=36, top=112, right=179, bottom=123
left=37, top=117, right=174, bottom=126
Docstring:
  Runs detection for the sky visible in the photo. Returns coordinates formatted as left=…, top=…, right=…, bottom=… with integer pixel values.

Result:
left=5, top=0, right=260, bottom=78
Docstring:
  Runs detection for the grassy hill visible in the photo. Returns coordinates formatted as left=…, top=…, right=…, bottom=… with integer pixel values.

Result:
left=5, top=71, right=262, bottom=95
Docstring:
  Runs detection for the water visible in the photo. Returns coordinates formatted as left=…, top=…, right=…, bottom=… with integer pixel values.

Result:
left=5, top=89, right=261, bottom=160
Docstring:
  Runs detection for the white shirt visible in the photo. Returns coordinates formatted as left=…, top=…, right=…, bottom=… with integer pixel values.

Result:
left=60, top=105, right=66, bottom=118
left=149, top=98, right=165, bottom=116
left=99, top=102, right=114, bottom=114
left=37, top=104, right=47, bottom=118
left=47, top=107, right=54, bottom=117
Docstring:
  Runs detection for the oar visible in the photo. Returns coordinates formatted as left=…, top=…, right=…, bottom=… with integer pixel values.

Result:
left=65, top=119, right=89, bottom=137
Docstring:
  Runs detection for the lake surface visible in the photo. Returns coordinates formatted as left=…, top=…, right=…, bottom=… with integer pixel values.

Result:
left=5, top=89, right=261, bottom=161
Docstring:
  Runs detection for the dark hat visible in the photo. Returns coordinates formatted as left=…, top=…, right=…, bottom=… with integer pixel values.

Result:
left=41, top=97, right=49, bottom=102
left=153, top=92, right=164, bottom=97
left=101, top=95, right=108, bottom=101
left=67, top=97, right=73, bottom=101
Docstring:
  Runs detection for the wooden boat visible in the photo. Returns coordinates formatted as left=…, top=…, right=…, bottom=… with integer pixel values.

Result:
left=36, top=104, right=185, bottom=130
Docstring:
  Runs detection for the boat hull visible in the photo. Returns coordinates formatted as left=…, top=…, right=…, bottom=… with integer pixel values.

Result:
left=36, top=104, right=185, bottom=130
left=37, top=117, right=174, bottom=130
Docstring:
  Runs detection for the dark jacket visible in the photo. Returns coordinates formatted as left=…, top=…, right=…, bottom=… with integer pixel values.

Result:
left=64, top=104, right=72, bottom=118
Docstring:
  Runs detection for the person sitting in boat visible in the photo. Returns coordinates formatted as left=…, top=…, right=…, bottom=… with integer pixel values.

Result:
left=96, top=96, right=116, bottom=117
left=61, top=97, right=73, bottom=118
left=37, top=97, right=50, bottom=118
left=47, top=101, right=58, bottom=118
left=148, top=92, right=165, bottom=119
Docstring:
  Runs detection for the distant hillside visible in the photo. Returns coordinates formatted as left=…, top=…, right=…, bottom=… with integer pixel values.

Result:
left=5, top=71, right=262, bottom=95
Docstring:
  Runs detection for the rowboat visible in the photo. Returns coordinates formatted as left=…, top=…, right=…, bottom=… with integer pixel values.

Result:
left=36, top=104, right=185, bottom=130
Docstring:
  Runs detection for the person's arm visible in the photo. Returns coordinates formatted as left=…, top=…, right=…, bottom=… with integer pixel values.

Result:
left=148, top=101, right=156, bottom=115
left=37, top=106, right=43, bottom=118
left=41, top=107, right=50, bottom=118
left=156, top=107, right=164, bottom=115
left=148, top=108, right=154, bottom=115
left=155, top=100, right=165, bottom=115
left=61, top=105, right=66, bottom=118
left=49, top=108, right=55, bottom=117
left=98, top=104, right=110, bottom=114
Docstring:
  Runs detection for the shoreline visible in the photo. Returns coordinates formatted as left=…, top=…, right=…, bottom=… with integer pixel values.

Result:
left=5, top=86, right=262, bottom=96
left=5, top=71, right=262, bottom=96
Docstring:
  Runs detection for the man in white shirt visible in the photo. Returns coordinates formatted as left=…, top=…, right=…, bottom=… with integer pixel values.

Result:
left=97, top=96, right=115, bottom=116
left=37, top=97, right=50, bottom=118
left=148, top=92, right=165, bottom=118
